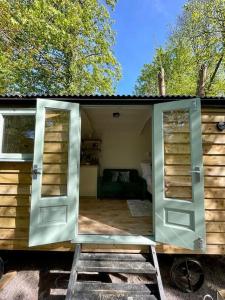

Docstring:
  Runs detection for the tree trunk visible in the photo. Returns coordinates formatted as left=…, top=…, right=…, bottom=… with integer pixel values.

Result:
left=158, top=67, right=166, bottom=96
left=196, top=64, right=208, bottom=97
left=206, top=52, right=224, bottom=94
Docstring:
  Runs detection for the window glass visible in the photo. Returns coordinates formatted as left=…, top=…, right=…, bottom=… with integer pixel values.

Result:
left=2, top=115, right=35, bottom=153
left=41, top=109, right=69, bottom=197
left=163, top=109, right=192, bottom=201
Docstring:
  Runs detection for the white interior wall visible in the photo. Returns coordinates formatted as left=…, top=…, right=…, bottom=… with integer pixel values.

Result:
left=81, top=106, right=152, bottom=175
left=99, top=121, right=151, bottom=174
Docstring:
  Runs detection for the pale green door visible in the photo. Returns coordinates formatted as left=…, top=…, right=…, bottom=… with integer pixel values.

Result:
left=152, top=98, right=205, bottom=250
left=29, top=99, right=80, bottom=247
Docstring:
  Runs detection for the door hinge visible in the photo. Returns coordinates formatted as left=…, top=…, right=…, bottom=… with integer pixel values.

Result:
left=191, top=100, right=198, bottom=111
left=191, top=100, right=200, bottom=111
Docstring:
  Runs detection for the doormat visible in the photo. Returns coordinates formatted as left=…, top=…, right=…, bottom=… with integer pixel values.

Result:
left=127, top=200, right=152, bottom=217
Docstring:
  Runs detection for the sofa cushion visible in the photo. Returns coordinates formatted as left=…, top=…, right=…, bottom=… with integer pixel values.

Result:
left=103, top=169, right=137, bottom=183
left=112, top=171, right=119, bottom=182
left=100, top=182, right=123, bottom=198
left=98, top=168, right=149, bottom=199
left=129, top=170, right=139, bottom=182
left=118, top=171, right=130, bottom=182
left=102, top=169, right=114, bottom=182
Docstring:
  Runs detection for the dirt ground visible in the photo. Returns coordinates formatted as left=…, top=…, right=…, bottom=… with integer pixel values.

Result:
left=0, top=250, right=224, bottom=300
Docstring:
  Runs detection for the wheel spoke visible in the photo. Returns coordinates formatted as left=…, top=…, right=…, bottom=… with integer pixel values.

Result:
left=185, top=259, right=193, bottom=292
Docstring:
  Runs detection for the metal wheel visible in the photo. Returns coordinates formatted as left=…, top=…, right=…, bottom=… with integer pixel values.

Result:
left=170, top=257, right=204, bottom=293
left=0, top=257, right=4, bottom=279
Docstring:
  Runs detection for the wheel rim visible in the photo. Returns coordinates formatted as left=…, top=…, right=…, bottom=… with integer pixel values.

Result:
left=171, top=258, right=204, bottom=293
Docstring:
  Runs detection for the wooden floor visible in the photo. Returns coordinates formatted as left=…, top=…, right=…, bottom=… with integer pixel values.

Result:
left=78, top=198, right=152, bottom=235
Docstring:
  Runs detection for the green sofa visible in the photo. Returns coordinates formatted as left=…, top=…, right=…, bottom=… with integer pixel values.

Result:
left=97, top=169, right=149, bottom=199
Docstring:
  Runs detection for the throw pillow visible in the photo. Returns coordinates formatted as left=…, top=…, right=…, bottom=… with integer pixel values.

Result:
left=119, top=171, right=130, bottom=182
left=112, top=171, right=119, bottom=182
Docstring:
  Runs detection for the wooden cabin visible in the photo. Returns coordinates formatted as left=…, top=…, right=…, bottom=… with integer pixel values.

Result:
left=0, top=95, right=224, bottom=255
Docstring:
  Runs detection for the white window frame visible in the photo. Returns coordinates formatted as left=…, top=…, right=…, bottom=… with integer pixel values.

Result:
left=0, top=109, right=36, bottom=162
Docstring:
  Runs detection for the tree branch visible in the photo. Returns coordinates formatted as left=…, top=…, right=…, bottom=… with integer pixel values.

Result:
left=206, top=52, right=224, bottom=93
left=75, top=52, right=102, bottom=62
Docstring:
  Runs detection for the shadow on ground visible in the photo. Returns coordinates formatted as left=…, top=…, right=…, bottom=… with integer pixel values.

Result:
left=0, top=251, right=224, bottom=300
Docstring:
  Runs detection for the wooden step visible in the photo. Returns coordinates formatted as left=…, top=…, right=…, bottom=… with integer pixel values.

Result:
left=73, top=294, right=157, bottom=300
left=80, top=252, right=148, bottom=262
left=66, top=245, right=165, bottom=300
left=73, top=282, right=158, bottom=300
left=77, top=259, right=156, bottom=274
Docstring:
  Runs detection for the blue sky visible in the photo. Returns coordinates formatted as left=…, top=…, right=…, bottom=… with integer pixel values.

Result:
left=112, top=0, right=186, bottom=95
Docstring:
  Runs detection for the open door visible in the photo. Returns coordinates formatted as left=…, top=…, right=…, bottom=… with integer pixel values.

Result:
left=152, top=98, right=205, bottom=250
left=29, top=99, right=80, bottom=247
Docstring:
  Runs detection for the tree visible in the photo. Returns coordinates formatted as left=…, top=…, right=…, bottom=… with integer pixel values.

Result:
left=0, top=0, right=121, bottom=95
left=135, top=43, right=198, bottom=95
left=177, top=0, right=225, bottom=95
left=135, top=0, right=225, bottom=96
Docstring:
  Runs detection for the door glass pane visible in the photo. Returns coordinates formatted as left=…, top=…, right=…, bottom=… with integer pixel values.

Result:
left=3, top=115, right=35, bottom=153
left=163, top=109, right=192, bottom=201
left=41, top=109, right=69, bottom=197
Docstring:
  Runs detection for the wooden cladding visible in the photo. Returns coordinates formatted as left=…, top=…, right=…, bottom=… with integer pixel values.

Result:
left=0, top=107, right=224, bottom=253
left=165, top=133, right=225, bottom=144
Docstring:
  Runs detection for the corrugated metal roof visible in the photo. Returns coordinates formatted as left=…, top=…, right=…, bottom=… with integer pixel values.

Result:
left=0, top=94, right=224, bottom=106
left=0, top=93, right=224, bottom=99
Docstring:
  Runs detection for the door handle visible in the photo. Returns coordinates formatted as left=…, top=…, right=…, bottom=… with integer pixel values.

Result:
left=32, top=164, right=42, bottom=179
left=189, top=166, right=201, bottom=181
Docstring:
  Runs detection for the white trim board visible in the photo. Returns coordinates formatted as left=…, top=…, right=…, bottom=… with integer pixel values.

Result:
left=73, top=235, right=155, bottom=245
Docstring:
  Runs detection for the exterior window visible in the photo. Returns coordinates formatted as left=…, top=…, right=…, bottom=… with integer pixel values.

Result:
left=0, top=111, right=35, bottom=161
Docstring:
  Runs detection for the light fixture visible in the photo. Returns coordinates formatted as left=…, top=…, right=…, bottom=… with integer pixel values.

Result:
left=113, top=112, right=120, bottom=118
left=216, top=122, right=225, bottom=131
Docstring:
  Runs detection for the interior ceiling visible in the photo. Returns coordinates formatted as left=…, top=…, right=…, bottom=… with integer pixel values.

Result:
left=81, top=106, right=152, bottom=137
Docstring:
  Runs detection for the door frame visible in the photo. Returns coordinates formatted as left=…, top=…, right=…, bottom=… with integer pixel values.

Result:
left=73, top=104, right=156, bottom=245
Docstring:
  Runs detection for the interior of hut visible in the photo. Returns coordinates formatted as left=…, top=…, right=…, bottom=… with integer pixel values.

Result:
left=78, top=105, right=153, bottom=236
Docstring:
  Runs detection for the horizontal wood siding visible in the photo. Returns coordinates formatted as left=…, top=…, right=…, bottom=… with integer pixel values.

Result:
left=0, top=107, right=225, bottom=254
left=162, top=107, right=225, bottom=254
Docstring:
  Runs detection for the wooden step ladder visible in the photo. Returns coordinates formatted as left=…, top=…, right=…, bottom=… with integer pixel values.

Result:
left=66, top=244, right=165, bottom=300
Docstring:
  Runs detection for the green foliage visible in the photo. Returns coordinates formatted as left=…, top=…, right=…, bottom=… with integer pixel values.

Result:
left=135, top=44, right=197, bottom=95
left=135, top=0, right=225, bottom=96
left=0, top=0, right=121, bottom=95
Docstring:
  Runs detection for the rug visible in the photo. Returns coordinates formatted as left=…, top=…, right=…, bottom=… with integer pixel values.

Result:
left=127, top=200, right=152, bottom=217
